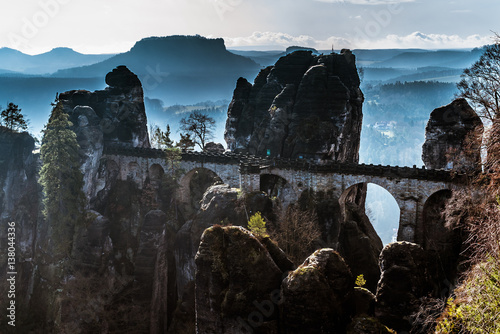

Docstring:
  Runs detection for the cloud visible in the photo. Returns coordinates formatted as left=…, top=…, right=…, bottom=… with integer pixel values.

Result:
left=224, top=32, right=317, bottom=49
left=223, top=31, right=492, bottom=51
left=357, top=31, right=493, bottom=49
left=315, top=0, right=415, bottom=5
left=223, top=32, right=352, bottom=50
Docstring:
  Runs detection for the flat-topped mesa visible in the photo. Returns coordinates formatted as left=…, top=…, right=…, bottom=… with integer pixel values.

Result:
left=225, top=49, right=364, bottom=163
left=422, top=98, right=483, bottom=173
left=59, top=65, right=150, bottom=149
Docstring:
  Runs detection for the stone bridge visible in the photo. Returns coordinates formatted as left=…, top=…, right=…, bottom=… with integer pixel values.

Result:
left=103, top=145, right=466, bottom=244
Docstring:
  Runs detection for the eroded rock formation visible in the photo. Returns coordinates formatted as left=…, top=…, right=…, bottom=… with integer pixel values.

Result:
left=280, top=248, right=354, bottom=333
left=225, top=49, right=364, bottom=162
left=422, top=98, right=483, bottom=172
left=195, top=225, right=285, bottom=333
left=375, top=242, right=434, bottom=332
left=0, top=128, right=39, bottom=327
left=58, top=65, right=150, bottom=201
left=60, top=65, right=149, bottom=148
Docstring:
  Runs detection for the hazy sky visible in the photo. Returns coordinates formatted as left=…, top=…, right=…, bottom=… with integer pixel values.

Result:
left=1, top=0, right=498, bottom=54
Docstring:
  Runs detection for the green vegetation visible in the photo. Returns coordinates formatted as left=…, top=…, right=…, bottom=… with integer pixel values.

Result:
left=1, top=102, right=28, bottom=132
left=355, top=274, right=367, bottom=288
left=436, top=256, right=500, bottom=333
left=39, top=100, right=85, bottom=254
left=150, top=124, right=174, bottom=149
left=434, top=117, right=500, bottom=332
left=176, top=132, right=195, bottom=151
left=247, top=212, right=267, bottom=237
left=158, top=147, right=183, bottom=215
left=163, top=147, right=182, bottom=178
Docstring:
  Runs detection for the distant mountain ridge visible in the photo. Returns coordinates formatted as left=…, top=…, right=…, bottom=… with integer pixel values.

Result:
left=53, top=35, right=259, bottom=78
left=375, top=48, right=484, bottom=69
left=0, top=47, right=113, bottom=75
left=51, top=35, right=261, bottom=105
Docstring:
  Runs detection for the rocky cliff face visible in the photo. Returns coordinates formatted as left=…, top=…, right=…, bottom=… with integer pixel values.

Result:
left=0, top=67, right=178, bottom=333
left=225, top=49, right=364, bottom=162
left=0, top=128, right=39, bottom=327
left=193, top=228, right=396, bottom=334
left=59, top=65, right=150, bottom=201
left=0, top=127, right=38, bottom=225
left=60, top=65, right=150, bottom=149
left=422, top=98, right=483, bottom=172
left=195, top=226, right=285, bottom=333
left=375, top=242, right=435, bottom=332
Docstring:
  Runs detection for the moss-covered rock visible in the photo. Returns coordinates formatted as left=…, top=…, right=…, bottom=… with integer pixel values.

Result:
left=353, top=287, right=376, bottom=317
left=280, top=248, right=354, bottom=333
left=195, top=226, right=284, bottom=334
left=375, top=242, right=433, bottom=332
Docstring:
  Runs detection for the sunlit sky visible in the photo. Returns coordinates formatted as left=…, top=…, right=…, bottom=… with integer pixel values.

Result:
left=1, top=0, right=498, bottom=55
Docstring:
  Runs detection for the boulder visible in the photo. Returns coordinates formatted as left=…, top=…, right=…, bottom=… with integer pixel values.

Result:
left=375, top=242, right=434, bottom=332
left=353, top=287, right=376, bottom=317
left=195, top=226, right=284, bottom=333
left=422, top=98, right=483, bottom=172
left=175, top=185, right=274, bottom=297
left=105, top=65, right=142, bottom=89
left=225, top=50, right=363, bottom=162
left=280, top=248, right=354, bottom=333
left=204, top=142, right=225, bottom=153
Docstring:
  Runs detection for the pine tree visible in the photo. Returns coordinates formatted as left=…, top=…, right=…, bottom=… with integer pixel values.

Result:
left=176, top=132, right=195, bottom=151
left=39, top=101, right=85, bottom=255
left=151, top=124, right=174, bottom=149
left=1, top=102, right=28, bottom=132
left=248, top=212, right=267, bottom=237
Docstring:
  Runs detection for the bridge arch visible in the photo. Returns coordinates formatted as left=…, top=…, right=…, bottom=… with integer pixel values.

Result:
left=149, top=164, right=164, bottom=180
left=178, top=167, right=223, bottom=218
left=342, top=176, right=400, bottom=201
left=106, top=159, right=120, bottom=180
left=260, top=173, right=297, bottom=207
left=419, top=189, right=453, bottom=248
left=127, top=161, right=140, bottom=180
left=339, top=182, right=400, bottom=245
